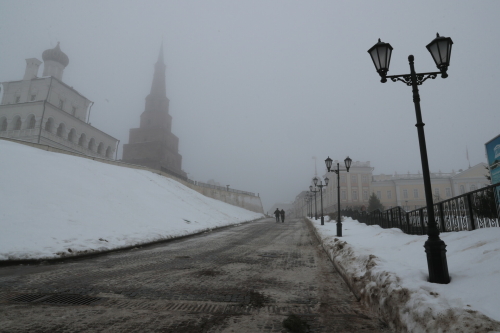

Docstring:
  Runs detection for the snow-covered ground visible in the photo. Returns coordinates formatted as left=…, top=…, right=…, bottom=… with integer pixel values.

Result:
left=309, top=216, right=500, bottom=332
left=0, top=140, right=263, bottom=261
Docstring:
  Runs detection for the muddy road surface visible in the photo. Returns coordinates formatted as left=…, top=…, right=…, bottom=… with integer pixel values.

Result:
left=0, top=218, right=391, bottom=332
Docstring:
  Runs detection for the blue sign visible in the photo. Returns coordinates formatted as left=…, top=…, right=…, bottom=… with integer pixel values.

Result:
left=485, top=134, right=500, bottom=219
left=485, top=134, right=500, bottom=185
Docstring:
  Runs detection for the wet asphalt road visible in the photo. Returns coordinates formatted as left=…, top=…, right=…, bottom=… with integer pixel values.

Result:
left=0, top=217, right=390, bottom=332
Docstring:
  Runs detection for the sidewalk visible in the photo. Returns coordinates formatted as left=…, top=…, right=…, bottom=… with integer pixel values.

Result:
left=306, top=216, right=500, bottom=333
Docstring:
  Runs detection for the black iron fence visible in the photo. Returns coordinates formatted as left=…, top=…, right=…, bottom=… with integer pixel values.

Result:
left=343, top=182, right=500, bottom=235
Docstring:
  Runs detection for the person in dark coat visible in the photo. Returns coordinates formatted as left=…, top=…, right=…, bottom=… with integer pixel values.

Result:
left=274, top=208, right=280, bottom=222
left=280, top=209, right=285, bottom=223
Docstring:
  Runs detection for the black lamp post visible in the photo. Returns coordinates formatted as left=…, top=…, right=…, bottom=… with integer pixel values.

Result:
left=304, top=196, right=309, bottom=218
left=305, top=194, right=310, bottom=218
left=313, top=176, right=329, bottom=225
left=325, top=156, right=352, bottom=236
left=368, top=33, right=452, bottom=284
left=309, top=185, right=319, bottom=220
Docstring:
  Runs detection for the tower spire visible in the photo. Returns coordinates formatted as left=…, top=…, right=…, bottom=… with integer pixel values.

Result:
left=157, top=39, right=164, bottom=64
left=149, top=42, right=166, bottom=98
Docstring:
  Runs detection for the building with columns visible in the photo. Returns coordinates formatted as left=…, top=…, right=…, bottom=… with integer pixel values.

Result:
left=292, top=160, right=490, bottom=216
left=323, top=160, right=374, bottom=213
left=0, top=43, right=118, bottom=158
left=371, top=163, right=490, bottom=210
left=122, top=45, right=187, bottom=180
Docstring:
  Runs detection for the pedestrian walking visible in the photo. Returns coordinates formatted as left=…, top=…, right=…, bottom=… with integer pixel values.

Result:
left=274, top=208, right=280, bottom=222
left=280, top=209, right=285, bottom=223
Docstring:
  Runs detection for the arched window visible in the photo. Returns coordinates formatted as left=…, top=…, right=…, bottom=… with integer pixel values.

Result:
left=0, top=118, right=7, bottom=131
left=45, top=118, right=54, bottom=133
left=97, top=142, right=104, bottom=155
left=88, top=138, right=95, bottom=151
left=27, top=115, right=36, bottom=129
left=78, top=133, right=86, bottom=146
left=13, top=116, right=22, bottom=130
left=68, top=128, right=76, bottom=142
left=56, top=123, right=65, bottom=138
left=105, top=146, right=112, bottom=158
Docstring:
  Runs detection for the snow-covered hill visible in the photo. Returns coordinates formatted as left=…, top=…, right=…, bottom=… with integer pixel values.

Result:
left=0, top=140, right=263, bottom=260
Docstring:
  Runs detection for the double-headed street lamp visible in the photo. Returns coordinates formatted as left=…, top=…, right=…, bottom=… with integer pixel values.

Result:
left=309, top=185, right=319, bottom=220
left=325, top=156, right=352, bottom=237
left=367, top=33, right=452, bottom=284
left=313, top=176, right=329, bottom=225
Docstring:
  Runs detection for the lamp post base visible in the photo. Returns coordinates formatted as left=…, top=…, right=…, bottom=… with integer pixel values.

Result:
left=424, top=238, right=450, bottom=284
left=336, top=222, right=342, bottom=237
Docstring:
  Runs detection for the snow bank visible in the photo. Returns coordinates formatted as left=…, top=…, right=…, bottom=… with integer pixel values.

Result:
left=308, top=216, right=500, bottom=332
left=0, top=140, right=263, bottom=260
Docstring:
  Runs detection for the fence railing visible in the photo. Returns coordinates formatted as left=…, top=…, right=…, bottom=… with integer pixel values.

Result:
left=343, top=182, right=500, bottom=235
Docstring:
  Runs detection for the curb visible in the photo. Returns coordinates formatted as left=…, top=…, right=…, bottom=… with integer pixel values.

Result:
left=305, top=217, right=500, bottom=333
left=304, top=217, right=361, bottom=301
left=0, top=217, right=265, bottom=267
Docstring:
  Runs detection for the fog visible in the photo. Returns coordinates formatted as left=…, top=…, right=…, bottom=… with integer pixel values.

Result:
left=1, top=1, right=499, bottom=212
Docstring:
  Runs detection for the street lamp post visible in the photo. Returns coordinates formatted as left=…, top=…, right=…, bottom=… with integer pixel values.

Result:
left=325, top=157, right=352, bottom=236
left=304, top=195, right=309, bottom=216
left=306, top=195, right=310, bottom=218
left=309, top=185, right=319, bottom=220
left=313, top=176, right=329, bottom=225
left=368, top=33, right=452, bottom=284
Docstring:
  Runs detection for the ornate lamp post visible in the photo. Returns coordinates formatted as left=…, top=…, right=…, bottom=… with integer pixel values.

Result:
left=368, top=33, right=452, bottom=284
left=313, top=176, right=329, bottom=225
left=304, top=194, right=308, bottom=218
left=309, top=185, right=319, bottom=220
left=325, top=156, right=352, bottom=236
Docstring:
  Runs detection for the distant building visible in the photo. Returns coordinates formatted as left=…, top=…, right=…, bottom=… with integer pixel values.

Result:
left=122, top=45, right=187, bottom=179
left=0, top=43, right=118, bottom=158
left=292, top=160, right=490, bottom=216
left=371, top=163, right=490, bottom=210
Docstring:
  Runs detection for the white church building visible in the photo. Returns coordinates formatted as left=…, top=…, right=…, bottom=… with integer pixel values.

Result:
left=0, top=43, right=118, bottom=159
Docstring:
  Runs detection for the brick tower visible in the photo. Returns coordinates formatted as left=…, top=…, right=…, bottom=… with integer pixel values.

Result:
left=122, top=44, right=187, bottom=179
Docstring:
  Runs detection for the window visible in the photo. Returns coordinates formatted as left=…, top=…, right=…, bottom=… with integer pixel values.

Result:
left=351, top=175, right=357, bottom=183
left=27, top=116, right=36, bottom=129
left=14, top=117, right=22, bottom=130
left=470, top=185, right=476, bottom=191
left=15, top=96, right=20, bottom=103
left=460, top=185, right=465, bottom=194
left=341, top=190, right=347, bottom=200
left=434, top=188, right=440, bottom=196
left=362, top=175, right=369, bottom=183
left=363, top=190, right=368, bottom=200
left=352, top=190, right=358, bottom=200
left=376, top=191, right=381, bottom=199
left=56, top=124, right=64, bottom=137
left=78, top=134, right=86, bottom=146
left=446, top=188, right=451, bottom=197
left=72, top=107, right=77, bottom=116
left=45, top=118, right=53, bottom=132
left=88, top=138, right=95, bottom=151
left=0, top=118, right=7, bottom=131
left=97, top=143, right=104, bottom=155
left=106, top=146, right=112, bottom=158
left=68, top=129, right=76, bottom=142
left=403, top=189, right=408, bottom=199
left=30, top=94, right=36, bottom=101
left=387, top=190, right=392, bottom=199
left=59, top=99, right=64, bottom=109
left=413, top=189, right=419, bottom=198
left=340, top=175, right=346, bottom=183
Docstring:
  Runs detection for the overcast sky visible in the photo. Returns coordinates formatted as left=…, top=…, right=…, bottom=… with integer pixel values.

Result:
left=1, top=1, right=499, bottom=212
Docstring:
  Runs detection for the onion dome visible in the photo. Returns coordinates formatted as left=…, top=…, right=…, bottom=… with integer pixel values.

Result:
left=42, top=42, right=69, bottom=67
